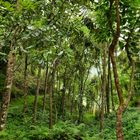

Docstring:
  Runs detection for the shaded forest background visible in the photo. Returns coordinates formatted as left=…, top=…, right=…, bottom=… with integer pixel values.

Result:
left=0, top=0, right=140, bottom=140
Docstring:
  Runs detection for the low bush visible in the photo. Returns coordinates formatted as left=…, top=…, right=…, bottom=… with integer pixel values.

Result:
left=0, top=97, right=139, bottom=140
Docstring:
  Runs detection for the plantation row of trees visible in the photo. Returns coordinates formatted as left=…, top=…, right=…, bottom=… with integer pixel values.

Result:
left=0, top=0, right=140, bottom=140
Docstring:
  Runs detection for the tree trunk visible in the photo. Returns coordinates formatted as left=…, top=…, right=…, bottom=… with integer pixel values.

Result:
left=110, top=65, right=115, bottom=111
left=110, top=50, right=124, bottom=140
left=70, top=82, right=75, bottom=116
left=124, top=25, right=136, bottom=110
left=49, top=58, right=59, bottom=129
left=43, top=65, right=49, bottom=112
left=109, top=52, right=123, bottom=103
left=54, top=70, right=59, bottom=123
left=49, top=78, right=53, bottom=129
left=0, top=51, right=16, bottom=131
left=23, top=54, right=28, bottom=113
left=67, top=82, right=71, bottom=116
left=33, top=67, right=41, bottom=122
left=108, top=0, right=124, bottom=139
left=124, top=61, right=135, bottom=109
left=62, top=73, right=66, bottom=120
left=100, top=45, right=107, bottom=132
left=78, top=74, right=84, bottom=124
left=110, top=50, right=124, bottom=139
left=49, top=69, right=55, bottom=129
left=106, top=50, right=110, bottom=114
left=116, top=105, right=124, bottom=140
left=0, top=0, right=20, bottom=130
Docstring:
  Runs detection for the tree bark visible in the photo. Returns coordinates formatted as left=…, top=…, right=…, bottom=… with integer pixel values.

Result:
left=116, top=105, right=124, bottom=140
left=62, top=76, right=66, bottom=120
left=124, top=61, right=135, bottom=109
left=106, top=50, right=110, bottom=113
left=54, top=70, right=59, bottom=123
left=110, top=48, right=124, bottom=140
left=70, top=81, right=75, bottom=116
left=0, top=0, right=21, bottom=130
left=49, top=58, right=59, bottom=129
left=67, top=81, right=72, bottom=116
left=33, top=66, right=41, bottom=122
left=124, top=34, right=135, bottom=109
left=100, top=45, right=107, bottom=132
left=49, top=77, right=53, bottom=129
left=110, top=65, right=115, bottom=111
left=0, top=51, right=16, bottom=131
left=109, top=0, right=124, bottom=139
left=23, top=54, right=28, bottom=113
left=78, top=72, right=84, bottom=124
left=43, top=63, right=49, bottom=112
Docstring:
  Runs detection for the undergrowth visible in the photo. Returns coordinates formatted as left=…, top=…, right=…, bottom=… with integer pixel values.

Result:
left=0, top=97, right=139, bottom=140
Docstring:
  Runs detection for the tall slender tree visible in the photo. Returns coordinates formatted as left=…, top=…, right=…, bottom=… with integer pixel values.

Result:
left=0, top=0, right=21, bottom=129
left=23, top=54, right=28, bottom=113
left=100, top=44, right=107, bottom=132
left=33, top=66, right=41, bottom=122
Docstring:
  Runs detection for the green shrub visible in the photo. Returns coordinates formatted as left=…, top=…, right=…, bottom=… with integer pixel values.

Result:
left=2, top=96, right=140, bottom=140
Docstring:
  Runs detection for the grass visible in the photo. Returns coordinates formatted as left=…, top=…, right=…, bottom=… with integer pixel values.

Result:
left=0, top=96, right=140, bottom=140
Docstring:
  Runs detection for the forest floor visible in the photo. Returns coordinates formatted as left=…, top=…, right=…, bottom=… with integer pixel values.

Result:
left=0, top=96, right=140, bottom=140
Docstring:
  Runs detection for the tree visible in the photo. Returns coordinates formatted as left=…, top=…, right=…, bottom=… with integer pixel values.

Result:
left=100, top=44, right=107, bottom=132
left=23, top=54, right=28, bottom=113
left=33, top=66, right=41, bottom=122
left=0, top=0, right=21, bottom=130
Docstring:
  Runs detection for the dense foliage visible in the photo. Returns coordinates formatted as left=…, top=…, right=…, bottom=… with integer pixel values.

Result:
left=0, top=0, right=140, bottom=139
left=0, top=98, right=140, bottom=140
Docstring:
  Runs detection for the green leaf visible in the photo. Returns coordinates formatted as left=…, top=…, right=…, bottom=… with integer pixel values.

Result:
left=80, top=26, right=90, bottom=37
